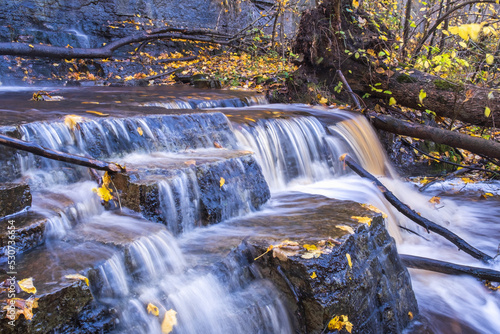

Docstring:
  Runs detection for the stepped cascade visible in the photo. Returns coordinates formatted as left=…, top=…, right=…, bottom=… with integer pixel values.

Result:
left=0, top=86, right=498, bottom=333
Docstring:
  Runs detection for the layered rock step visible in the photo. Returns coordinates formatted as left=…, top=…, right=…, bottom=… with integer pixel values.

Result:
left=177, top=192, right=420, bottom=334
left=111, top=149, right=270, bottom=234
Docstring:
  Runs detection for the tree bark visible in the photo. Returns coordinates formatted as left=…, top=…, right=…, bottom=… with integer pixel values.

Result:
left=370, top=113, right=500, bottom=160
left=0, top=134, right=125, bottom=173
left=294, top=0, right=500, bottom=127
left=343, top=155, right=493, bottom=263
left=401, top=254, right=500, bottom=282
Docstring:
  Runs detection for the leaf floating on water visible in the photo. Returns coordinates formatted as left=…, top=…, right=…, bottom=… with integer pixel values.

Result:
left=161, top=309, right=178, bottom=334
left=219, top=177, right=225, bottom=188
left=213, top=141, right=223, bottom=149
left=346, top=253, right=352, bottom=269
left=328, top=315, right=353, bottom=333
left=336, top=225, right=355, bottom=234
left=147, top=303, right=160, bottom=317
left=137, top=127, right=144, bottom=136
left=64, top=114, right=84, bottom=130
left=65, top=273, right=89, bottom=286
left=429, top=196, right=441, bottom=204
left=86, top=110, right=109, bottom=117
left=18, top=278, right=36, bottom=294
left=351, top=216, right=372, bottom=226
left=310, top=271, right=317, bottom=279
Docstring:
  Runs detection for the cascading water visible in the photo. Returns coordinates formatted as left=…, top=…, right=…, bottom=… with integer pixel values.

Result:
left=228, top=105, right=499, bottom=333
left=1, top=87, right=498, bottom=334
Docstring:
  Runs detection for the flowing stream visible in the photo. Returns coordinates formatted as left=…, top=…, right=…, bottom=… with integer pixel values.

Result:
left=0, top=87, right=498, bottom=333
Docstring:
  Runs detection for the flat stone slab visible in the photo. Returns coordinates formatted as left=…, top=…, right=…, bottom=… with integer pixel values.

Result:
left=0, top=183, right=31, bottom=218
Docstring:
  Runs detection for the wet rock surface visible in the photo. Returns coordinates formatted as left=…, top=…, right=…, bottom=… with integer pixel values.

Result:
left=0, top=183, right=31, bottom=217
left=249, top=215, right=418, bottom=334
left=180, top=193, right=420, bottom=334
left=112, top=150, right=270, bottom=233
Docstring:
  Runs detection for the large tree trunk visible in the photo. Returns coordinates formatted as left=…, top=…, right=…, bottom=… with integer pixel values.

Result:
left=294, top=0, right=498, bottom=127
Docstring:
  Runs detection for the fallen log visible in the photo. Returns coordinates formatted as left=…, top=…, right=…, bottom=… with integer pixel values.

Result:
left=342, top=154, right=493, bottom=263
left=0, top=27, right=231, bottom=59
left=371, top=113, right=500, bottom=160
left=0, top=133, right=125, bottom=173
left=401, top=254, right=500, bottom=282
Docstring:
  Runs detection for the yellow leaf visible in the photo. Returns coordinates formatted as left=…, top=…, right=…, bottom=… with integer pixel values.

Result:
left=336, top=225, right=355, bottom=234
left=328, top=315, right=353, bottom=333
left=351, top=216, right=372, bottom=226
left=310, top=271, right=317, bottom=279
left=92, top=185, right=113, bottom=202
left=184, top=160, right=196, bottom=166
left=220, top=177, right=225, bottom=188
left=29, top=44, right=34, bottom=48
left=486, top=54, right=494, bottom=65
left=361, top=204, right=387, bottom=218
left=346, top=253, right=352, bottom=268
left=137, top=127, right=144, bottom=136
left=65, top=273, right=89, bottom=286
left=379, top=35, right=388, bottom=41
left=375, top=67, right=385, bottom=74
left=64, top=115, right=84, bottom=130
left=352, top=0, right=359, bottom=9
left=485, top=192, right=494, bottom=197
left=18, top=278, right=36, bottom=294
left=408, top=311, right=414, bottom=320
left=147, top=303, right=160, bottom=317
left=319, top=97, right=328, bottom=104
left=161, top=309, right=178, bottom=334
left=254, top=244, right=274, bottom=260
left=485, top=106, right=491, bottom=118
left=388, top=97, right=396, bottom=106
left=429, top=196, right=441, bottom=204
left=418, top=89, right=426, bottom=104
left=85, top=110, right=109, bottom=116
left=459, top=41, right=468, bottom=48
left=303, top=244, right=318, bottom=251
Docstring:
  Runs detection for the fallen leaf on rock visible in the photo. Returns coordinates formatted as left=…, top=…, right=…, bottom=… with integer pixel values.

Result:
left=65, top=273, right=89, bottom=286
left=161, top=309, right=178, bottom=334
left=351, top=216, right=372, bottom=226
left=184, top=160, right=196, bottom=166
left=361, top=204, right=388, bottom=218
left=219, top=177, right=225, bottom=188
left=336, top=225, right=355, bottom=234
left=214, top=141, right=223, bottom=148
left=310, top=271, right=317, bottom=279
left=3, top=296, right=39, bottom=321
left=18, top=278, right=36, bottom=294
left=137, top=127, right=144, bottom=136
left=346, top=253, right=352, bottom=269
left=85, top=110, right=109, bottom=116
left=328, top=315, right=353, bottom=333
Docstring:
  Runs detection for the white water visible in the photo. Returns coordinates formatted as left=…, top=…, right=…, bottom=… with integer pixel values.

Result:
left=4, top=97, right=499, bottom=333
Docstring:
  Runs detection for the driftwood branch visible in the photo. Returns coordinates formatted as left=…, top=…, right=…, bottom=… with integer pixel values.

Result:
left=0, top=27, right=232, bottom=59
left=0, top=133, right=125, bottom=173
left=371, top=113, right=500, bottom=160
left=343, top=155, right=493, bottom=263
left=401, top=254, right=500, bottom=282
left=337, top=70, right=362, bottom=110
